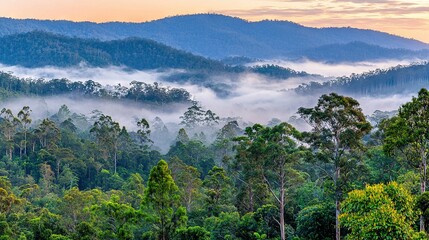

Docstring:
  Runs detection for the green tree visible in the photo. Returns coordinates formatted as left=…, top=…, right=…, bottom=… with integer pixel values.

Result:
left=137, top=118, right=152, bottom=146
left=298, top=93, right=371, bottom=240
left=0, top=177, right=21, bottom=215
left=143, top=160, right=187, bottom=240
left=235, top=123, right=305, bottom=240
left=60, top=187, right=100, bottom=234
left=204, top=212, right=240, bottom=240
left=122, top=173, right=145, bottom=209
left=17, top=106, right=32, bottom=157
left=0, top=108, right=20, bottom=160
left=382, top=88, right=429, bottom=231
left=296, top=202, right=335, bottom=240
left=34, top=119, right=61, bottom=150
left=174, top=226, right=210, bottom=240
left=180, top=102, right=205, bottom=128
left=232, top=124, right=270, bottom=214
left=90, top=114, right=121, bottom=174
left=202, top=166, right=235, bottom=217
left=169, top=157, right=202, bottom=212
left=90, top=194, right=138, bottom=240
left=340, top=182, right=418, bottom=239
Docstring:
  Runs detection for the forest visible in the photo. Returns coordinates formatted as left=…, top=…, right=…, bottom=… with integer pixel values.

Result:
left=296, top=61, right=429, bottom=96
left=0, top=31, right=310, bottom=82
left=0, top=71, right=192, bottom=105
left=1, top=79, right=429, bottom=240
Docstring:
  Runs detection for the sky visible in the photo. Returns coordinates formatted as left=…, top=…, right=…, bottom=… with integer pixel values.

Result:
left=0, top=0, right=428, bottom=43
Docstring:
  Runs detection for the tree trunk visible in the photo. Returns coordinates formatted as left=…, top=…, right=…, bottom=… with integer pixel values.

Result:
left=336, top=198, right=340, bottom=240
left=335, top=166, right=341, bottom=240
left=280, top=170, right=286, bottom=240
left=114, top=148, right=117, bottom=174
left=24, top=130, right=27, bottom=156
left=421, top=152, right=427, bottom=232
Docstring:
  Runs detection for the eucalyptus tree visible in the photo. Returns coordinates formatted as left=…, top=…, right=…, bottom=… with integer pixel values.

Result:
left=34, top=119, right=61, bottom=150
left=136, top=118, right=152, bottom=146
left=90, top=114, right=121, bottom=174
left=17, top=106, right=31, bottom=157
left=382, top=88, right=429, bottom=231
left=180, top=102, right=205, bottom=128
left=235, top=123, right=305, bottom=240
left=0, top=108, right=20, bottom=160
left=298, top=93, right=371, bottom=240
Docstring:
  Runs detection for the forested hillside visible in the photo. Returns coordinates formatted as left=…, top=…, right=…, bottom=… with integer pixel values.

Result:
left=291, top=41, right=429, bottom=62
left=0, top=31, right=227, bottom=71
left=0, top=31, right=312, bottom=89
left=2, top=68, right=429, bottom=239
left=0, top=14, right=427, bottom=60
left=0, top=71, right=192, bottom=105
left=296, top=62, right=429, bottom=96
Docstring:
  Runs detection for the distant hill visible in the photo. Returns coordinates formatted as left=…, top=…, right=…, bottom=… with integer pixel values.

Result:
left=0, top=31, right=314, bottom=96
left=0, top=31, right=228, bottom=71
left=296, top=62, right=429, bottom=96
left=291, top=42, right=429, bottom=63
left=0, top=71, right=192, bottom=105
left=0, top=14, right=428, bottom=60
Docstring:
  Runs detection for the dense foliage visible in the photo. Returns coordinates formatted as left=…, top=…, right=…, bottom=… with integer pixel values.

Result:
left=1, top=86, right=429, bottom=239
left=0, top=71, right=191, bottom=104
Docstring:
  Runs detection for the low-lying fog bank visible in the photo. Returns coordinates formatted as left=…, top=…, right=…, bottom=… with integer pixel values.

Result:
left=0, top=61, right=417, bottom=126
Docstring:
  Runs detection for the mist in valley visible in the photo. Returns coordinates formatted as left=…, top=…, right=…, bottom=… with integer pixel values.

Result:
left=250, top=59, right=423, bottom=77
left=0, top=60, right=418, bottom=151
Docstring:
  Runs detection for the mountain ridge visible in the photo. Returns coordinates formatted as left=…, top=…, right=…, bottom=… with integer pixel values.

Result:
left=0, top=14, right=427, bottom=60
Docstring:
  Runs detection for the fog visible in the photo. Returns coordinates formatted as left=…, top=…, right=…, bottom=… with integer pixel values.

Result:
left=249, top=59, right=421, bottom=77
left=0, top=61, right=416, bottom=129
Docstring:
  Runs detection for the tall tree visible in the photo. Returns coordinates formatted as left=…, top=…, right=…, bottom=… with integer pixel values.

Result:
left=235, top=123, right=305, bottom=240
left=136, top=118, right=152, bottom=146
left=34, top=119, right=61, bottom=150
left=202, top=166, right=235, bottom=217
left=0, top=108, right=20, bottom=160
left=90, top=114, right=121, bottom=174
left=382, top=88, right=429, bottom=231
left=180, top=102, right=205, bottom=128
left=233, top=124, right=270, bottom=214
left=143, top=160, right=187, bottom=240
left=298, top=93, right=371, bottom=240
left=169, top=157, right=202, bottom=212
left=17, top=106, right=32, bottom=157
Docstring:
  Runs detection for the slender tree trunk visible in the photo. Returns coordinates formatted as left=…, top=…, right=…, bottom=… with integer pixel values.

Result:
left=24, top=130, right=27, bottom=156
left=335, top=166, right=341, bottom=240
left=280, top=168, right=286, bottom=240
left=421, top=151, right=427, bottom=232
left=114, top=148, right=117, bottom=174
left=334, top=138, right=341, bottom=240
left=336, top=198, right=340, bottom=240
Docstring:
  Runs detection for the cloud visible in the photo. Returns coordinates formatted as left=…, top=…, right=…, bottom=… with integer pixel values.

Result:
left=218, top=0, right=429, bottom=42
